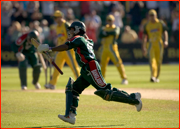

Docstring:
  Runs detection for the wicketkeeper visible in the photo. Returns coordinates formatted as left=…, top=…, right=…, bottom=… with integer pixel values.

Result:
left=37, top=21, right=142, bottom=124
left=12, top=30, right=42, bottom=90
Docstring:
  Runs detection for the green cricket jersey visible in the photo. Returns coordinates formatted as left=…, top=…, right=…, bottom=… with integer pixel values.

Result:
left=65, top=35, right=96, bottom=67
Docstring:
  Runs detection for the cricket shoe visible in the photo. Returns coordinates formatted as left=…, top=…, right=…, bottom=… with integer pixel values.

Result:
left=44, top=84, right=56, bottom=89
left=21, top=85, right=27, bottom=90
left=58, top=113, right=76, bottom=125
left=134, top=92, right=142, bottom=112
left=150, top=77, right=157, bottom=82
left=33, top=82, right=41, bottom=89
left=121, top=79, right=128, bottom=85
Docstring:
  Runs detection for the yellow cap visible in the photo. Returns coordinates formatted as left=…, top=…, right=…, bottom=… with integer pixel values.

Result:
left=53, top=10, right=63, bottom=17
left=148, top=9, right=157, bottom=16
left=106, top=14, right=115, bottom=21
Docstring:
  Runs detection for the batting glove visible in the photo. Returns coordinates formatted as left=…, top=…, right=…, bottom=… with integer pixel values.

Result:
left=37, top=44, right=50, bottom=53
left=16, top=52, right=25, bottom=61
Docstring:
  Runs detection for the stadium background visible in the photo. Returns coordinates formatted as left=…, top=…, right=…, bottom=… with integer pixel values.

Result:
left=1, top=1, right=179, bottom=66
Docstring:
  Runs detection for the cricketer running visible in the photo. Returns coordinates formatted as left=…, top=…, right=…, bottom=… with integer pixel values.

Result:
left=37, top=21, right=142, bottom=124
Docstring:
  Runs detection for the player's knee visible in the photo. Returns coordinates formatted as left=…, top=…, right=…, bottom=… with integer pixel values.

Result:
left=33, top=65, right=41, bottom=73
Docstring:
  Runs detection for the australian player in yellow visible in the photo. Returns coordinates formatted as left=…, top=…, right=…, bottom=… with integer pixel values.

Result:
left=99, top=15, right=128, bottom=85
left=45, top=10, right=80, bottom=89
left=142, top=9, right=168, bottom=83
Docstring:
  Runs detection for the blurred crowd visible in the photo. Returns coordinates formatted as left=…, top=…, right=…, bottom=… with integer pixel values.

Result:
left=1, top=1, right=179, bottom=46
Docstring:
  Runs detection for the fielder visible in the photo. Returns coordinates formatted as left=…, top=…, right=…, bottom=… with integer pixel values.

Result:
left=99, top=15, right=128, bottom=85
left=45, top=10, right=80, bottom=89
left=142, top=9, right=168, bottom=83
left=37, top=21, right=142, bottom=124
left=11, top=30, right=41, bottom=90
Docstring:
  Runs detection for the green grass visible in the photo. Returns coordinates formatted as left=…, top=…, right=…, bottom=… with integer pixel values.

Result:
left=1, top=64, right=179, bottom=90
left=1, top=64, right=179, bottom=128
left=1, top=91, right=179, bottom=128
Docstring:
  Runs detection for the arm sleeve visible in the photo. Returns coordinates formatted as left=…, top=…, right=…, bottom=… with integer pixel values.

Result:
left=143, top=24, right=148, bottom=35
left=11, top=42, right=22, bottom=53
left=106, top=27, right=120, bottom=37
left=65, top=38, right=81, bottom=50
left=99, top=27, right=108, bottom=38
left=160, top=20, right=168, bottom=32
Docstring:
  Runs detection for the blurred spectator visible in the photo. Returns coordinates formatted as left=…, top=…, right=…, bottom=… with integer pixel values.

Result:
left=3, top=27, right=14, bottom=45
left=19, top=1, right=28, bottom=10
left=12, top=2, right=27, bottom=23
left=31, top=10, right=42, bottom=21
left=59, top=2, right=69, bottom=17
left=146, top=1, right=158, bottom=11
left=40, top=19, right=50, bottom=42
left=140, top=13, right=149, bottom=27
left=90, top=1, right=103, bottom=15
left=85, top=10, right=101, bottom=43
left=130, top=1, right=144, bottom=26
left=29, top=21, right=35, bottom=31
left=121, top=25, right=138, bottom=44
left=80, top=1, right=91, bottom=18
left=172, top=9, right=179, bottom=31
left=68, top=1, right=80, bottom=19
left=138, top=25, right=144, bottom=42
left=110, top=2, right=124, bottom=28
left=41, top=1, right=54, bottom=26
left=21, top=26, right=30, bottom=34
left=158, top=1, right=170, bottom=20
left=11, top=21, right=22, bottom=43
left=66, top=8, right=75, bottom=24
left=27, top=1, right=40, bottom=21
left=1, top=1, right=13, bottom=37
left=33, top=21, right=42, bottom=34
left=172, top=23, right=179, bottom=45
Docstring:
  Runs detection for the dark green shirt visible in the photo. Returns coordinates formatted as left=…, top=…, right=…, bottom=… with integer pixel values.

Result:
left=65, top=36, right=96, bottom=67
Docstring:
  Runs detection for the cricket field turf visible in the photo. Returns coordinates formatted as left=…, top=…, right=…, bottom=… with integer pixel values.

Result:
left=1, top=64, right=179, bottom=128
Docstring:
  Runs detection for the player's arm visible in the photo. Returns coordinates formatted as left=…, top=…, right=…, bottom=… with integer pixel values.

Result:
left=161, top=20, right=168, bottom=48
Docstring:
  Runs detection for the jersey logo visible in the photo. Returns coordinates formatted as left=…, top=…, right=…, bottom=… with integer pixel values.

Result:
left=89, top=60, right=106, bottom=87
left=150, top=28, right=159, bottom=32
left=57, top=33, right=65, bottom=38
left=16, top=33, right=28, bottom=46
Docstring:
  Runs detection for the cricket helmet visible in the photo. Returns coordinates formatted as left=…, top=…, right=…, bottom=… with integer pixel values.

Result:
left=27, top=30, right=39, bottom=41
left=68, top=21, right=86, bottom=35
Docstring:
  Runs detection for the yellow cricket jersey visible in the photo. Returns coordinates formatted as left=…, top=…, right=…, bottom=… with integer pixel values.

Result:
left=144, top=19, right=167, bottom=47
left=56, top=20, right=70, bottom=46
left=100, top=24, right=120, bottom=47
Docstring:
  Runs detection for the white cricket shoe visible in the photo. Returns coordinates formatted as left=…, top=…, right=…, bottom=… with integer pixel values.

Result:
left=44, top=83, right=56, bottom=89
left=21, top=86, right=27, bottom=90
left=156, top=78, right=160, bottom=83
left=134, top=92, right=142, bottom=112
left=58, top=114, right=76, bottom=125
left=121, top=79, right=128, bottom=85
left=33, top=82, right=41, bottom=89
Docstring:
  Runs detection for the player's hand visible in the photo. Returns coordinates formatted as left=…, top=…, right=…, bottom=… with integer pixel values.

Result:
left=16, top=52, right=25, bottom=62
left=163, top=41, right=168, bottom=48
left=37, top=44, right=50, bottom=53
left=142, top=48, right=147, bottom=56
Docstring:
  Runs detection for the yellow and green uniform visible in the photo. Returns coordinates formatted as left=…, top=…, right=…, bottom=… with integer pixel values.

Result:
left=49, top=21, right=80, bottom=85
left=144, top=19, right=167, bottom=78
left=99, top=24, right=127, bottom=79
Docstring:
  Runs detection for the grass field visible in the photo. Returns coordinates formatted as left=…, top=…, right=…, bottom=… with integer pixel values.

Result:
left=1, top=64, right=179, bottom=128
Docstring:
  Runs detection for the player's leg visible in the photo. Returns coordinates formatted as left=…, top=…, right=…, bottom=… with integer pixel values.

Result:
left=109, top=44, right=128, bottom=84
left=47, top=52, right=65, bottom=89
left=100, top=48, right=110, bottom=78
left=18, top=57, right=28, bottom=90
left=58, top=75, right=90, bottom=124
left=148, top=44, right=157, bottom=82
left=28, top=52, right=41, bottom=89
left=155, top=43, right=164, bottom=82
left=66, top=50, right=80, bottom=79
left=85, top=60, right=142, bottom=110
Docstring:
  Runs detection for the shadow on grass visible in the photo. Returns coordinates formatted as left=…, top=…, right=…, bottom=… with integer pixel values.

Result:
left=25, top=124, right=124, bottom=128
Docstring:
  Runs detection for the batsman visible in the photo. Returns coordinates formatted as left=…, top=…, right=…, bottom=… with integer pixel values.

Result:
left=37, top=21, right=142, bottom=124
left=12, top=30, right=42, bottom=90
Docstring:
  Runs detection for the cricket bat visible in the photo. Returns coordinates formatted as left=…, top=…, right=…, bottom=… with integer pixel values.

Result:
left=31, top=38, right=63, bottom=75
